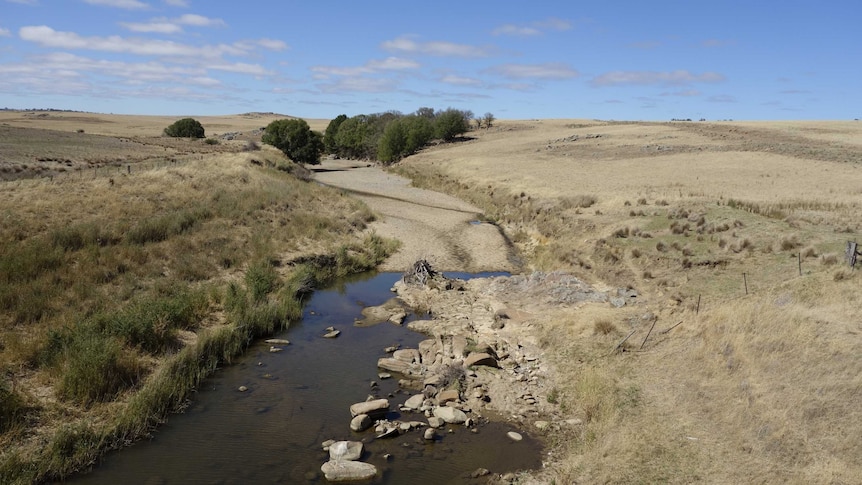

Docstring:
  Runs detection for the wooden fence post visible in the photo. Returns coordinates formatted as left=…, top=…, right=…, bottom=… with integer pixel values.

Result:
left=847, top=241, right=858, bottom=268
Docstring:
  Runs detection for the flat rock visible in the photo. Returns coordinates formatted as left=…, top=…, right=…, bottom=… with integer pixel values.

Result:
left=437, top=389, right=460, bottom=404
left=350, top=399, right=389, bottom=418
left=507, top=431, right=523, bottom=442
left=433, top=406, right=467, bottom=424
left=464, top=352, right=498, bottom=368
left=323, top=330, right=341, bottom=338
left=264, top=338, right=290, bottom=345
left=428, top=416, right=444, bottom=428
left=329, top=441, right=363, bottom=461
left=321, top=460, right=377, bottom=482
left=393, top=348, right=420, bottom=363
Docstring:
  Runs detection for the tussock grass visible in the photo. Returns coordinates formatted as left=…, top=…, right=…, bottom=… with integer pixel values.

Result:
left=0, top=133, right=397, bottom=482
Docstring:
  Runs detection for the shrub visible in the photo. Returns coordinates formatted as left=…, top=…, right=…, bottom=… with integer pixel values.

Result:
left=57, top=329, right=143, bottom=406
left=0, top=383, right=31, bottom=434
left=262, top=119, right=324, bottom=165
left=164, top=118, right=205, bottom=138
left=204, top=138, right=219, bottom=145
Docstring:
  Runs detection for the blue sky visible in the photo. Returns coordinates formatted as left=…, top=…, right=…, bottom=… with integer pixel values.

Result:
left=0, top=0, right=859, bottom=120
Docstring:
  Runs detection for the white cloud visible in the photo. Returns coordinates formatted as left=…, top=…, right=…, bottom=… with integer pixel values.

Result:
left=175, top=14, right=225, bottom=27
left=120, top=14, right=224, bottom=33
left=6, top=0, right=39, bottom=4
left=19, top=25, right=253, bottom=59
left=83, top=0, right=149, bottom=9
left=120, top=22, right=183, bottom=33
left=208, top=62, right=269, bottom=76
left=487, top=63, right=579, bottom=80
left=493, top=17, right=571, bottom=36
left=591, top=70, right=725, bottom=86
left=163, top=0, right=188, bottom=6
left=312, top=57, right=419, bottom=78
left=439, top=74, right=482, bottom=86
left=317, top=77, right=397, bottom=94
left=382, top=36, right=492, bottom=58
left=257, top=38, right=288, bottom=51
left=0, top=28, right=11, bottom=37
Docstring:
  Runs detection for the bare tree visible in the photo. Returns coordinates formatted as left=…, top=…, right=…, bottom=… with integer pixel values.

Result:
left=483, top=112, right=495, bottom=129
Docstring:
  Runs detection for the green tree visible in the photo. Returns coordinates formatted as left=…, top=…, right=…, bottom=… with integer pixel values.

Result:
left=262, top=119, right=324, bottom=165
left=164, top=118, right=205, bottom=138
left=324, top=114, right=348, bottom=154
left=377, top=119, right=407, bottom=163
left=434, top=108, right=473, bottom=141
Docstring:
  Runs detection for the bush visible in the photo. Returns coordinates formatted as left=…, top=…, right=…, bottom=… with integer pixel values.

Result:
left=57, top=329, right=143, bottom=406
left=434, top=108, right=472, bottom=141
left=262, top=119, right=324, bottom=165
left=204, top=138, right=219, bottom=145
left=164, top=118, right=205, bottom=138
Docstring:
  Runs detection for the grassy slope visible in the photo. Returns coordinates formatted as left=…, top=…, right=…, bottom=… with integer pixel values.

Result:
left=0, top=121, right=396, bottom=483
left=394, top=119, right=862, bottom=483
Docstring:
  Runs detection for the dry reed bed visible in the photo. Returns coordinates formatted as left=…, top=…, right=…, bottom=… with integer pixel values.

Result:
left=395, top=119, right=862, bottom=483
left=0, top=141, right=395, bottom=483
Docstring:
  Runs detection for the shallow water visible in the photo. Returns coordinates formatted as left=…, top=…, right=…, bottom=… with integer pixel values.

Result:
left=61, top=272, right=541, bottom=484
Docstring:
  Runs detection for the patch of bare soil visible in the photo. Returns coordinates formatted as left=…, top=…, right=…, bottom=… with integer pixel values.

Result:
left=312, top=158, right=520, bottom=273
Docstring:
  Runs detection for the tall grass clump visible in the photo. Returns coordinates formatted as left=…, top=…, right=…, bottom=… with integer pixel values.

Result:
left=126, top=208, right=212, bottom=245
left=0, top=382, right=31, bottom=434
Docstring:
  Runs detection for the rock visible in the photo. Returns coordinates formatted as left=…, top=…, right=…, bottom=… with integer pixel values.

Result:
left=464, top=352, right=498, bottom=368
left=534, top=421, right=550, bottom=431
left=610, top=297, right=626, bottom=308
left=384, top=345, right=399, bottom=353
left=378, top=372, right=392, bottom=380
left=350, top=414, right=371, bottom=432
left=471, top=468, right=490, bottom=478
left=238, top=386, right=248, bottom=392
left=491, top=320, right=505, bottom=330
left=321, top=461, right=377, bottom=482
left=269, top=346, right=283, bottom=353
left=398, top=422, right=412, bottom=432
left=329, top=441, right=363, bottom=461
left=323, top=330, right=341, bottom=338
left=264, top=338, right=290, bottom=345
left=321, top=439, right=336, bottom=449
left=404, top=394, right=425, bottom=410
left=377, top=357, right=410, bottom=375
left=393, top=348, right=420, bottom=363
left=424, top=428, right=436, bottom=440
left=433, top=406, right=467, bottom=424
left=437, top=389, right=460, bottom=404
left=376, top=426, right=399, bottom=439
left=388, top=312, right=407, bottom=325
left=350, top=399, right=389, bottom=418
left=325, top=326, right=335, bottom=332
left=507, top=431, right=523, bottom=442
left=428, top=416, right=444, bottom=428
left=451, top=336, right=468, bottom=357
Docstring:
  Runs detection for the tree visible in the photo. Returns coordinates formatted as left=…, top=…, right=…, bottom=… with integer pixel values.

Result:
left=164, top=118, right=205, bottom=138
left=483, top=112, right=495, bottom=129
left=434, top=108, right=472, bottom=141
left=324, top=114, right=347, bottom=154
left=262, top=118, right=324, bottom=165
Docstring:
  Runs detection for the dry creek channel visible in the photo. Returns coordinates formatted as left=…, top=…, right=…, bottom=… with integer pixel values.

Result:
left=60, top=271, right=543, bottom=484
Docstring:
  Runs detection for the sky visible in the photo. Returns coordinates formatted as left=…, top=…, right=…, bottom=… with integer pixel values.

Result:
left=0, top=0, right=859, bottom=121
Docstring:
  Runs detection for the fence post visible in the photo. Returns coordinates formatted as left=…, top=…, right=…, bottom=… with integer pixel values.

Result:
left=743, top=273, right=748, bottom=295
left=847, top=241, right=858, bottom=268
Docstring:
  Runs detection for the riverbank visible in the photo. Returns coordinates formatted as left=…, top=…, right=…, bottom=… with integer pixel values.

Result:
left=0, top=133, right=397, bottom=484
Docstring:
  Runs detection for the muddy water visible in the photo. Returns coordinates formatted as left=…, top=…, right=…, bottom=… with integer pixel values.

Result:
left=62, top=272, right=542, bottom=484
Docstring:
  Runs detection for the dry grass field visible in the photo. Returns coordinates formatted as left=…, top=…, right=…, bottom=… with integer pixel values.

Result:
left=394, top=119, right=862, bottom=483
left=0, top=112, right=393, bottom=484
left=2, top=110, right=860, bottom=484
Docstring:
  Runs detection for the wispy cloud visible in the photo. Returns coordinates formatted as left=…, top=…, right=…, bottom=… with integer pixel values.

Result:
left=591, top=70, right=725, bottom=86
left=6, top=0, right=39, bottom=4
left=486, top=62, right=579, bottom=80
left=0, top=28, right=11, bottom=37
left=83, top=0, right=149, bottom=9
left=317, top=77, right=397, bottom=94
left=660, top=89, right=702, bottom=97
left=493, top=17, right=572, bottom=36
left=120, top=13, right=225, bottom=33
left=311, top=57, right=419, bottom=78
left=257, top=38, right=287, bottom=51
left=19, top=25, right=252, bottom=58
left=439, top=74, right=483, bottom=86
left=163, top=0, right=188, bottom=6
left=708, top=94, right=737, bottom=103
left=381, top=36, right=493, bottom=58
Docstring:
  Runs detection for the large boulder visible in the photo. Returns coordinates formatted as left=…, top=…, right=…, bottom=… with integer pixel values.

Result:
left=433, top=406, right=467, bottom=424
left=350, top=414, right=371, bottom=432
left=321, top=461, right=377, bottom=482
left=437, top=389, right=460, bottom=404
left=393, top=348, right=420, bottom=363
left=403, top=394, right=425, bottom=411
left=350, top=399, right=389, bottom=418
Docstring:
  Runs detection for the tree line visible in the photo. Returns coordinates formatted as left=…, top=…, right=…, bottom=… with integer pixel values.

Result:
left=264, top=107, right=480, bottom=165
